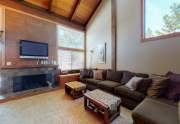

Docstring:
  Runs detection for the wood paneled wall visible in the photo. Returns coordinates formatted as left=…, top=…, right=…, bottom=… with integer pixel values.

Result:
left=3, top=9, right=57, bottom=68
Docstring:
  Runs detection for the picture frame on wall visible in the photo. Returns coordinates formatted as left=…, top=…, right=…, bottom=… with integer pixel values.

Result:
left=97, top=43, right=106, bottom=64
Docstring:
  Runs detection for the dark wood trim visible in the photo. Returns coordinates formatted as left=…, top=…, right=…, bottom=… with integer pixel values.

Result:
left=84, top=31, right=87, bottom=68
left=0, top=0, right=85, bottom=31
left=58, top=47, right=84, bottom=52
left=142, top=32, right=180, bottom=42
left=0, top=65, right=58, bottom=70
left=85, top=0, right=102, bottom=26
left=47, top=0, right=53, bottom=12
left=0, top=8, right=5, bottom=67
left=111, top=0, right=117, bottom=71
left=17, top=0, right=48, bottom=11
left=69, top=0, right=81, bottom=20
left=14, top=0, right=84, bottom=26
left=141, top=0, right=145, bottom=42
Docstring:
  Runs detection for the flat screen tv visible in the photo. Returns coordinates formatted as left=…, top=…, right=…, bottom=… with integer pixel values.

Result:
left=20, top=40, right=48, bottom=59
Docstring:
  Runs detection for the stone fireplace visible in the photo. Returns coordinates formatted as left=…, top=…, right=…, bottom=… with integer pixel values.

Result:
left=0, top=67, right=59, bottom=95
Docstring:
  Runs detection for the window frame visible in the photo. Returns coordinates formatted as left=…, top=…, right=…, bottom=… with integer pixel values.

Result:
left=141, top=0, right=180, bottom=42
left=57, top=27, right=85, bottom=71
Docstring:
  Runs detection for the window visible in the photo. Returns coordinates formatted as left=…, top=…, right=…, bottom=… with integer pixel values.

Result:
left=142, top=0, right=180, bottom=41
left=57, top=26, right=84, bottom=70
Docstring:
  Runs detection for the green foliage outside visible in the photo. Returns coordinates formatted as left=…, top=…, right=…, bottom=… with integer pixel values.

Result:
left=146, top=2, right=180, bottom=37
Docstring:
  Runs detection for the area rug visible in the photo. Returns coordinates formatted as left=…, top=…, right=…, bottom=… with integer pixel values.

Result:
left=0, top=90, right=132, bottom=124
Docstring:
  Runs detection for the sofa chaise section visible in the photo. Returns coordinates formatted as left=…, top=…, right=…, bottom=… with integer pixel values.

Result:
left=132, top=98, right=179, bottom=124
left=114, top=86, right=145, bottom=109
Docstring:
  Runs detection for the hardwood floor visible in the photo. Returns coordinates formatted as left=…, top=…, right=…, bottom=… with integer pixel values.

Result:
left=0, top=89, right=132, bottom=124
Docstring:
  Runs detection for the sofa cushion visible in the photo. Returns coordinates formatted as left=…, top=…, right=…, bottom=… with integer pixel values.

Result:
left=125, top=76, right=143, bottom=91
left=166, top=72, right=180, bottom=102
left=136, top=78, right=152, bottom=95
left=155, top=98, right=178, bottom=107
left=121, top=71, right=148, bottom=84
left=93, top=70, right=104, bottom=80
left=80, top=69, right=93, bottom=78
left=79, top=77, right=87, bottom=83
left=98, top=80, right=121, bottom=92
left=121, top=71, right=134, bottom=84
left=86, top=84, right=98, bottom=91
left=86, top=78, right=101, bottom=85
left=147, top=75, right=169, bottom=98
left=106, top=70, right=123, bottom=83
left=132, top=98, right=179, bottom=124
left=135, top=73, right=149, bottom=78
left=114, top=86, right=145, bottom=102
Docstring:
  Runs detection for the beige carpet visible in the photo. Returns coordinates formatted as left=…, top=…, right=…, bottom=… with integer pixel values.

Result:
left=0, top=90, right=132, bottom=124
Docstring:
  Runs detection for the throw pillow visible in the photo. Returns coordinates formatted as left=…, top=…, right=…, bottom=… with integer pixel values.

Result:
left=80, top=69, right=93, bottom=78
left=165, top=72, right=180, bottom=102
left=147, top=75, right=169, bottom=98
left=121, top=71, right=135, bottom=84
left=93, top=70, right=103, bottom=80
left=121, top=71, right=149, bottom=84
left=136, top=78, right=152, bottom=95
left=125, top=76, right=143, bottom=91
left=106, top=70, right=123, bottom=83
left=80, top=69, right=88, bottom=78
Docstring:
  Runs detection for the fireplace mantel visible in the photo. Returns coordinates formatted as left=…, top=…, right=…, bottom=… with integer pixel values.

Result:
left=0, top=65, right=58, bottom=70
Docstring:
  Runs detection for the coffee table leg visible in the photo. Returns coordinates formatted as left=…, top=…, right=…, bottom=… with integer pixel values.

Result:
left=84, top=97, right=87, bottom=110
left=65, top=85, right=68, bottom=94
left=72, top=89, right=76, bottom=99
left=104, top=111, right=110, bottom=124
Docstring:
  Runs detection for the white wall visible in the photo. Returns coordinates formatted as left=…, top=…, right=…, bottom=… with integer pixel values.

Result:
left=116, top=0, right=180, bottom=74
left=86, top=0, right=180, bottom=74
left=86, top=0, right=111, bottom=69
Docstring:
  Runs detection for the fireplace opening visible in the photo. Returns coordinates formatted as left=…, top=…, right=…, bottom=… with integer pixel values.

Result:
left=13, top=74, right=51, bottom=92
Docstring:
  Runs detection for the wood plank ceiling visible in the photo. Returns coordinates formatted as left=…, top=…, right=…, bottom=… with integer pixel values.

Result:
left=15, top=0, right=102, bottom=27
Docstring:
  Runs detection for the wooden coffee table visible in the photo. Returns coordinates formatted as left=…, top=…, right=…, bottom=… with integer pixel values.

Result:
left=84, top=89, right=121, bottom=124
left=65, top=81, right=86, bottom=99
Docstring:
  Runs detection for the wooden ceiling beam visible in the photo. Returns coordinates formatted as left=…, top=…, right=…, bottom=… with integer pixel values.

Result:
left=47, top=0, right=53, bottom=12
left=85, top=0, right=102, bottom=26
left=70, top=0, right=81, bottom=20
left=0, top=0, right=85, bottom=31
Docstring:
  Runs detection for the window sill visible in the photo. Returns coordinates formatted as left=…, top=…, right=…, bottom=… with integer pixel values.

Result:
left=60, top=69, right=81, bottom=75
left=59, top=73, right=80, bottom=77
left=142, top=32, right=180, bottom=42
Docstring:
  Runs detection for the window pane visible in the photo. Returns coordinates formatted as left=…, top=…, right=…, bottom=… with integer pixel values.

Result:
left=58, top=50, right=71, bottom=70
left=145, top=0, right=180, bottom=38
left=58, top=50, right=84, bottom=70
left=57, top=26, right=84, bottom=49
left=71, top=52, right=84, bottom=70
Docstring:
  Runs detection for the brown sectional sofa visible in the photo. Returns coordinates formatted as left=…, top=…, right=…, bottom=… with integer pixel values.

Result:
left=132, top=71, right=180, bottom=124
left=80, top=69, right=180, bottom=124
left=80, top=70, right=149, bottom=109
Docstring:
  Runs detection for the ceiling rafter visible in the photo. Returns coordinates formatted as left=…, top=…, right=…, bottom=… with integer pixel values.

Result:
left=47, top=0, right=53, bottom=12
left=12, top=0, right=102, bottom=28
left=85, top=0, right=102, bottom=26
left=70, top=0, right=81, bottom=20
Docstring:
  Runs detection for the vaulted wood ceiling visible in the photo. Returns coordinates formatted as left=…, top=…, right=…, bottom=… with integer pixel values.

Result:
left=15, top=0, right=102, bottom=27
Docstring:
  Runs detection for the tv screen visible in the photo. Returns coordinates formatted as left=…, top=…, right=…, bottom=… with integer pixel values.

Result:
left=20, top=40, right=48, bottom=59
